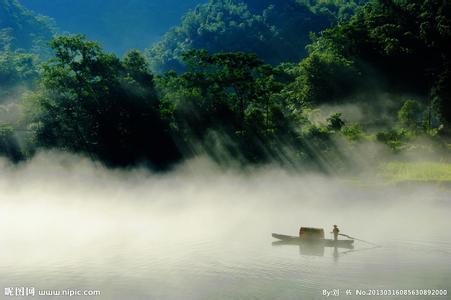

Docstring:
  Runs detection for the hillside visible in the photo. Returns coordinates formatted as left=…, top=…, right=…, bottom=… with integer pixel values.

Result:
left=19, top=0, right=205, bottom=54
left=147, top=0, right=335, bottom=72
left=0, top=0, right=449, bottom=171
left=1, top=0, right=52, bottom=102
left=0, top=0, right=54, bottom=53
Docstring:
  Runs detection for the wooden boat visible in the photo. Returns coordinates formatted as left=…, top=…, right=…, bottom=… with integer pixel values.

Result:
left=272, top=233, right=354, bottom=249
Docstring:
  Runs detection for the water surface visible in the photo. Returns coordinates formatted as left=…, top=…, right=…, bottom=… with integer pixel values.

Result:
left=1, top=156, right=450, bottom=299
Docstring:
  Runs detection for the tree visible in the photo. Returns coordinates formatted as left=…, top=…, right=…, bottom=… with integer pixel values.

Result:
left=157, top=49, right=293, bottom=163
left=293, top=49, right=359, bottom=104
left=327, top=113, right=345, bottom=131
left=0, top=0, right=54, bottom=56
left=0, top=46, right=38, bottom=97
left=292, top=0, right=451, bottom=127
left=432, top=64, right=451, bottom=128
left=0, top=123, right=22, bottom=162
left=147, top=0, right=334, bottom=72
left=29, top=35, right=180, bottom=168
left=398, top=99, right=422, bottom=129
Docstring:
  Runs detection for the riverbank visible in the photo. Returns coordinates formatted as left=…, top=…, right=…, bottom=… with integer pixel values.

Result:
left=379, top=162, right=451, bottom=183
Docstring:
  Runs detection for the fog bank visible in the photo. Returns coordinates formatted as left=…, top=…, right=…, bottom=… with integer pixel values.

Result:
left=1, top=151, right=449, bottom=244
left=0, top=151, right=450, bottom=298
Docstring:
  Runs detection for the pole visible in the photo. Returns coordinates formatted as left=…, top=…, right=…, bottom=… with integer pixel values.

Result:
left=339, top=233, right=380, bottom=246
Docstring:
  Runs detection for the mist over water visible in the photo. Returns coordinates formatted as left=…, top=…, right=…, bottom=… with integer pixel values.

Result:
left=0, top=152, right=450, bottom=299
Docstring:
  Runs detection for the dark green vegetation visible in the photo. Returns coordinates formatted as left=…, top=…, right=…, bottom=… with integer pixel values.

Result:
left=0, top=0, right=52, bottom=99
left=0, top=0, right=53, bottom=160
left=0, top=0, right=450, bottom=172
left=303, top=0, right=451, bottom=122
left=157, top=50, right=296, bottom=165
left=0, top=0, right=53, bottom=54
left=28, top=36, right=180, bottom=168
left=148, top=0, right=365, bottom=72
left=0, top=0, right=51, bottom=93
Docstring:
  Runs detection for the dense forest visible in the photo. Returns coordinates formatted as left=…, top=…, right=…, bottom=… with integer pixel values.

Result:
left=0, top=0, right=54, bottom=53
left=0, top=0, right=53, bottom=97
left=147, top=0, right=365, bottom=72
left=1, top=0, right=450, bottom=172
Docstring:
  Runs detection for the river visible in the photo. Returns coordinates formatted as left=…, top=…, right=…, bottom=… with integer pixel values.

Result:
left=0, top=154, right=450, bottom=299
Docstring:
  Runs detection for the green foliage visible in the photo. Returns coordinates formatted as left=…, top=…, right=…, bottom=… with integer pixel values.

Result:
left=341, top=123, right=364, bottom=142
left=0, top=0, right=54, bottom=55
left=0, top=47, right=38, bottom=94
left=304, top=0, right=451, bottom=126
left=327, top=112, right=345, bottom=131
left=29, top=35, right=180, bottom=168
left=0, top=122, right=22, bottom=161
left=379, top=162, right=451, bottom=182
left=0, top=0, right=51, bottom=110
left=300, top=0, right=367, bottom=20
left=295, top=49, right=359, bottom=104
left=147, top=0, right=333, bottom=72
left=431, top=65, right=451, bottom=126
left=376, top=129, right=410, bottom=152
left=398, top=99, right=422, bottom=129
left=1, top=0, right=449, bottom=171
left=157, top=49, right=294, bottom=163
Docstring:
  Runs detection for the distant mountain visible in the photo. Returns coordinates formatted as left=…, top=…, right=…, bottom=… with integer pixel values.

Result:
left=0, top=0, right=54, bottom=53
left=147, top=0, right=337, bottom=72
left=19, top=0, right=205, bottom=54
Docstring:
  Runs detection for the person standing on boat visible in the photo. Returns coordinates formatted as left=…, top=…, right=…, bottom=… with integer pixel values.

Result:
left=331, top=225, right=339, bottom=241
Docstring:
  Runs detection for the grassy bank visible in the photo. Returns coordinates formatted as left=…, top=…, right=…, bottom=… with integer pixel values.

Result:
left=379, top=162, right=451, bottom=183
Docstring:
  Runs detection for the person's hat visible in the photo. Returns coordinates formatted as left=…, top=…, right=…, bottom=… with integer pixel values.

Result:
left=333, top=225, right=337, bottom=227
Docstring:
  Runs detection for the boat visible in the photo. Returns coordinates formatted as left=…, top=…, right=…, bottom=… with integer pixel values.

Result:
left=272, top=233, right=354, bottom=249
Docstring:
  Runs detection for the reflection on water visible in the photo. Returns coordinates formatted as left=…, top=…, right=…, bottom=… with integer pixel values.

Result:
left=273, top=240, right=327, bottom=257
left=272, top=238, right=384, bottom=265
left=0, top=156, right=450, bottom=299
left=272, top=241, right=354, bottom=257
left=302, top=243, right=326, bottom=257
